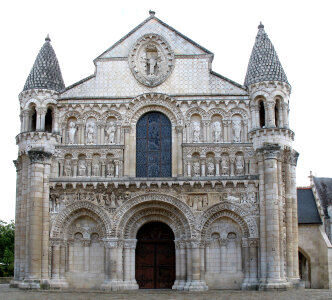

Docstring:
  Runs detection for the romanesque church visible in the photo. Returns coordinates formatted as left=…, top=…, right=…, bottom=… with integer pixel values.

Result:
left=12, top=11, right=304, bottom=290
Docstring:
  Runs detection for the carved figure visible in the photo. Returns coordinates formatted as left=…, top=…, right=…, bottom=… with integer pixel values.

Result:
left=207, top=159, right=215, bottom=176
left=192, top=121, right=201, bottom=142
left=86, top=122, right=95, bottom=144
left=68, top=121, right=76, bottom=144
left=212, top=121, right=222, bottom=142
left=192, top=161, right=200, bottom=177
left=106, top=122, right=116, bottom=144
left=106, top=160, right=115, bottom=177
left=78, top=159, right=87, bottom=176
left=235, top=155, right=244, bottom=175
left=221, top=156, right=229, bottom=176
left=92, top=161, right=100, bottom=176
left=64, top=159, right=72, bottom=177
left=232, top=120, right=242, bottom=142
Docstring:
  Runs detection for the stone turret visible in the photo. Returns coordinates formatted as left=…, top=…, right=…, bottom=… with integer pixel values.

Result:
left=12, top=36, right=65, bottom=289
left=245, top=24, right=300, bottom=290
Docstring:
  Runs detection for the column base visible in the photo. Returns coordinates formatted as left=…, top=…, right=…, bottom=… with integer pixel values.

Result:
left=9, top=280, right=20, bottom=288
left=289, top=277, right=304, bottom=289
left=18, top=279, right=42, bottom=289
left=242, top=280, right=259, bottom=290
left=187, top=280, right=208, bottom=291
left=101, top=279, right=121, bottom=291
left=121, top=280, right=139, bottom=290
left=172, top=280, right=186, bottom=290
left=259, top=279, right=292, bottom=290
left=49, top=278, right=69, bottom=290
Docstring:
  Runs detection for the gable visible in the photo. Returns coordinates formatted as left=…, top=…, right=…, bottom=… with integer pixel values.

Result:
left=97, top=16, right=211, bottom=59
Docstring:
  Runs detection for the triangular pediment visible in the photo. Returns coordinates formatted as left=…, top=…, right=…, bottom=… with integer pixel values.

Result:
left=97, top=15, right=212, bottom=59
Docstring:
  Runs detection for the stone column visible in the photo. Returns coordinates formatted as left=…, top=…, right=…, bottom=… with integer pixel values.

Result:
left=12, top=160, right=22, bottom=286
left=258, top=144, right=288, bottom=289
left=49, top=240, right=68, bottom=289
left=123, top=126, right=131, bottom=176
left=200, top=157, right=206, bottom=177
left=284, top=150, right=293, bottom=279
left=230, top=156, right=235, bottom=176
left=83, top=240, right=90, bottom=272
left=187, top=160, right=191, bottom=177
left=19, top=150, right=52, bottom=289
left=188, top=240, right=207, bottom=291
left=249, top=239, right=258, bottom=289
left=215, top=157, right=220, bottom=176
left=243, top=120, right=248, bottom=142
left=36, top=108, right=47, bottom=131
left=177, top=241, right=186, bottom=290
left=291, top=150, right=300, bottom=282
left=115, top=160, right=119, bottom=177
left=123, top=239, right=138, bottom=290
left=282, top=103, right=289, bottom=128
left=116, top=122, right=121, bottom=144
left=53, top=111, right=59, bottom=134
left=241, top=238, right=250, bottom=289
left=102, top=239, right=120, bottom=291
left=266, top=101, right=275, bottom=127
left=219, top=238, right=227, bottom=272
left=184, top=241, right=192, bottom=290
left=172, top=240, right=181, bottom=289
left=176, top=126, right=183, bottom=176
left=116, top=241, right=124, bottom=288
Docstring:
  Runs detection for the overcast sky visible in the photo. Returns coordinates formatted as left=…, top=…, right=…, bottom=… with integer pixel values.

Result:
left=0, top=0, right=331, bottom=222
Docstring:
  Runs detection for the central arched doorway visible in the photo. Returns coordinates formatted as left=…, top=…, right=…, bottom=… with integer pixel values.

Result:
left=135, top=222, right=175, bottom=289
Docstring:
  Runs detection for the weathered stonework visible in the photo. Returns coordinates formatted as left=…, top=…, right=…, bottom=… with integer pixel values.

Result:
left=13, top=13, right=300, bottom=292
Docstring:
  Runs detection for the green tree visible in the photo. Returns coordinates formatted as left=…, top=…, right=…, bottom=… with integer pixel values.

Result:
left=0, top=220, right=14, bottom=277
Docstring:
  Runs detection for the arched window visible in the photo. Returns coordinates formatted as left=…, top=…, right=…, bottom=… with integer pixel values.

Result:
left=259, top=101, right=265, bottom=128
left=30, top=107, right=37, bottom=131
left=275, top=100, right=280, bottom=127
left=136, top=112, right=172, bottom=177
left=45, top=108, right=53, bottom=133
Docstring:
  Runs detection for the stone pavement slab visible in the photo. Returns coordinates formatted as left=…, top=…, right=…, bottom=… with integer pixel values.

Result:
left=1, top=285, right=332, bottom=300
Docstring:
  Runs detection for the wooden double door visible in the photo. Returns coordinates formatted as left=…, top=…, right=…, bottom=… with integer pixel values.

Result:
left=135, top=222, right=175, bottom=289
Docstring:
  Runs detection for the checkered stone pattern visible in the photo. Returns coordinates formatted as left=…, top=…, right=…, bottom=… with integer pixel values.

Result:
left=244, top=24, right=289, bottom=86
left=23, top=37, right=65, bottom=92
left=99, top=17, right=207, bottom=58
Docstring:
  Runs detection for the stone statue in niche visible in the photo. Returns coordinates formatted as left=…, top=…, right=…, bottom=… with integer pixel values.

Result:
left=221, top=156, right=229, bottom=176
left=192, top=121, right=201, bottom=142
left=192, top=161, right=200, bottom=177
left=86, top=122, right=95, bottom=144
left=78, top=159, right=87, bottom=176
left=68, top=121, right=76, bottom=144
left=212, top=121, right=222, bottom=142
left=232, top=119, right=242, bottom=142
left=92, top=160, right=100, bottom=176
left=106, top=160, right=115, bottom=177
left=207, top=159, right=215, bottom=176
left=64, top=158, right=72, bottom=177
left=235, top=156, right=244, bottom=175
left=106, top=122, right=116, bottom=144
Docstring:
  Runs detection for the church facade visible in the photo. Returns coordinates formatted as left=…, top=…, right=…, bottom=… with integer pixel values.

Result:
left=12, top=12, right=300, bottom=291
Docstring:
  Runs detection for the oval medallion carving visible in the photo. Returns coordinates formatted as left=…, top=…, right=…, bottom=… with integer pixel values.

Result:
left=129, top=33, right=175, bottom=87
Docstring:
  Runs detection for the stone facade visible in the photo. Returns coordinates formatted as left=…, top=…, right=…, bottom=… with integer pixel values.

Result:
left=12, top=12, right=300, bottom=291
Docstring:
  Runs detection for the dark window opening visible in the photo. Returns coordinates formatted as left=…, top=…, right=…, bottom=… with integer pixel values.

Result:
left=275, top=102, right=280, bottom=127
left=136, top=112, right=172, bottom=178
left=259, top=101, right=265, bottom=128
left=45, top=108, right=53, bottom=133
left=31, top=107, right=37, bottom=131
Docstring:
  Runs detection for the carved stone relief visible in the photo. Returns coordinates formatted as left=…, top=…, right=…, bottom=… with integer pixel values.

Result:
left=128, top=34, right=175, bottom=87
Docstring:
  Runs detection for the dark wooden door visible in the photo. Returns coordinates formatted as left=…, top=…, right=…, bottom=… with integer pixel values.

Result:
left=136, top=222, right=175, bottom=289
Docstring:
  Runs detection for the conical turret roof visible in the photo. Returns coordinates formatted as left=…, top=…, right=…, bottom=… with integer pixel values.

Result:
left=244, top=23, right=289, bottom=86
left=23, top=35, right=65, bottom=92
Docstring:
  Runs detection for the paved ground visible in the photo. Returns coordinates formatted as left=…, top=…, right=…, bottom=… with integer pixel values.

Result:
left=1, top=285, right=332, bottom=300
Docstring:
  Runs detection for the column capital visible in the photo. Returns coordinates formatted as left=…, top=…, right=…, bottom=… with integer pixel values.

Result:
left=36, top=107, right=48, bottom=115
left=219, top=238, right=227, bottom=247
left=257, top=143, right=281, bottom=160
left=175, top=125, right=184, bottom=133
left=13, top=159, right=22, bottom=171
left=123, top=239, right=137, bottom=249
left=248, top=238, right=259, bottom=248
left=28, top=149, right=52, bottom=163
left=290, top=150, right=299, bottom=166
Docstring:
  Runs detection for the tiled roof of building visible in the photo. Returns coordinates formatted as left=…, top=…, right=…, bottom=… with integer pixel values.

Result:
left=313, top=177, right=332, bottom=217
left=23, top=35, right=65, bottom=92
left=244, top=23, right=289, bottom=86
left=297, top=188, right=322, bottom=224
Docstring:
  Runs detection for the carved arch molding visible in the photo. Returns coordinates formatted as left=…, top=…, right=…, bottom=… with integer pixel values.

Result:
left=50, top=194, right=259, bottom=240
